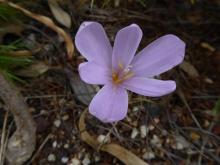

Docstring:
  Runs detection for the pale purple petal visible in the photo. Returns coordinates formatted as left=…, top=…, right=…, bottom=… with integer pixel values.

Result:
left=75, top=22, right=112, bottom=68
left=79, top=62, right=111, bottom=85
left=131, top=34, right=185, bottom=77
left=123, top=77, right=176, bottom=97
left=89, top=85, right=128, bottom=123
left=112, top=24, right=142, bottom=71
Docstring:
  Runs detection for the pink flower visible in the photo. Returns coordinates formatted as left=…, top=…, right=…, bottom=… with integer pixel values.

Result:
left=75, top=22, right=185, bottom=123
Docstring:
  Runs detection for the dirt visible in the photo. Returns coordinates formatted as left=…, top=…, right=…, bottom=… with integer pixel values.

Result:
left=0, top=0, right=220, bottom=165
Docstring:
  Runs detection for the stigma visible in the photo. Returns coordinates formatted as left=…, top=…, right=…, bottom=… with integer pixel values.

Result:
left=112, top=63, right=133, bottom=85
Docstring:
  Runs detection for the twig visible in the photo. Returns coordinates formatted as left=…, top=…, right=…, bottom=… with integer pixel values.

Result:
left=0, top=110, right=9, bottom=165
left=26, top=134, right=53, bottom=165
left=178, top=90, right=202, bottom=129
left=198, top=120, right=216, bottom=164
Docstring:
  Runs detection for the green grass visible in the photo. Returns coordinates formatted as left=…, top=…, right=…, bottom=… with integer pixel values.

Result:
left=0, top=41, right=33, bottom=82
left=0, top=4, right=21, bottom=22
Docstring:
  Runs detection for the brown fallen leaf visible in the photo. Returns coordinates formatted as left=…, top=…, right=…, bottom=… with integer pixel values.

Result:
left=1, top=1, right=74, bottom=59
left=200, top=42, right=215, bottom=52
left=179, top=61, right=199, bottom=78
left=79, top=109, right=149, bottom=165
left=48, top=0, right=71, bottom=28
left=0, top=73, right=36, bottom=165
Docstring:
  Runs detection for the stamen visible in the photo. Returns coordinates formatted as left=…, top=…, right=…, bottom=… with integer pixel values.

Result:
left=122, top=72, right=133, bottom=81
left=112, top=69, right=133, bottom=85
left=118, top=62, right=124, bottom=70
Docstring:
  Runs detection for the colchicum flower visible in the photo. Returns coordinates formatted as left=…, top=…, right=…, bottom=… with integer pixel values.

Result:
left=75, top=22, right=185, bottom=123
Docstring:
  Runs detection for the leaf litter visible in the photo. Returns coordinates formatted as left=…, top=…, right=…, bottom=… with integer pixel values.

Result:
left=0, top=0, right=219, bottom=165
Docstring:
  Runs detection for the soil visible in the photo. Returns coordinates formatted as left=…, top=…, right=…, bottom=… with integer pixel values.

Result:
left=0, top=0, right=220, bottom=165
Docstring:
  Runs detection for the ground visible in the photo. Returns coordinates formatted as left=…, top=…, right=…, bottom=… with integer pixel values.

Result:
left=0, top=0, right=220, bottom=165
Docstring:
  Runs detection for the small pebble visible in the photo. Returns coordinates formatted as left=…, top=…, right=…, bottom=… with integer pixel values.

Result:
left=62, top=114, right=69, bottom=121
left=161, top=130, right=168, bottom=136
left=78, top=152, right=84, bottom=159
left=29, top=107, right=36, bottom=113
left=148, top=124, right=155, bottom=131
left=82, top=155, right=91, bottom=165
left=132, top=106, right=139, bottom=112
left=47, top=154, right=56, bottom=162
left=40, top=110, right=48, bottom=115
left=154, top=117, right=160, bottom=124
left=70, top=158, right=80, bottom=165
left=204, top=77, right=213, bottom=84
left=94, top=155, right=100, bottom=162
left=59, top=98, right=66, bottom=106
left=140, top=125, right=148, bottom=138
left=61, top=157, right=69, bottom=164
left=204, top=120, right=210, bottom=128
left=126, top=116, right=132, bottom=123
left=142, top=151, right=155, bottom=160
left=131, top=128, right=139, bottom=139
left=150, top=135, right=162, bottom=148
left=172, top=142, right=184, bottom=150
left=52, top=141, right=57, bottom=148
left=53, top=119, right=61, bottom=128
left=64, top=143, right=69, bottom=149
left=97, top=134, right=110, bottom=144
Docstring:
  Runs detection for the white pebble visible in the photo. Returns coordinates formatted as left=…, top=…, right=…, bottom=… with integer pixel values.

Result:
left=150, top=135, right=162, bottom=148
left=132, top=106, right=139, bottom=112
left=154, top=118, right=160, bottom=124
left=40, top=110, right=47, bottom=115
left=82, top=156, right=91, bottom=165
left=62, top=114, right=69, bottom=121
left=148, top=124, right=155, bottom=131
left=95, top=155, right=100, bottom=162
left=204, top=77, right=213, bottom=84
left=97, top=134, right=110, bottom=144
left=172, top=142, right=184, bottom=150
left=142, top=151, right=155, bottom=160
left=52, top=141, right=57, bottom=148
left=131, top=128, right=139, bottom=139
left=61, top=157, right=69, bottom=164
left=47, top=154, right=56, bottom=162
left=70, top=158, right=80, bottom=165
left=53, top=119, right=61, bottom=128
left=140, top=125, right=148, bottom=138
left=64, top=143, right=69, bottom=149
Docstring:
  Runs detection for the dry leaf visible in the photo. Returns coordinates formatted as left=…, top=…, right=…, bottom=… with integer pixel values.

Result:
left=79, top=109, right=149, bottom=165
left=0, top=73, right=36, bottom=165
left=48, top=0, right=71, bottom=28
left=179, top=61, right=199, bottom=78
left=200, top=42, right=215, bottom=52
left=15, top=61, right=49, bottom=77
left=64, top=66, right=99, bottom=105
left=2, top=1, right=74, bottom=59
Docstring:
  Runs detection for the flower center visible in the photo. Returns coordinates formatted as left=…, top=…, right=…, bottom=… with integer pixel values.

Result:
left=112, top=63, right=133, bottom=85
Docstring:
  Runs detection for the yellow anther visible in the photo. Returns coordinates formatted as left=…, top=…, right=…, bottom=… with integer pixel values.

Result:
left=118, top=62, right=124, bottom=70
left=112, top=70, right=133, bottom=85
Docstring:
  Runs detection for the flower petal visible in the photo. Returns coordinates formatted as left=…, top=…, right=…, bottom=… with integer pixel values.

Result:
left=79, top=62, right=111, bottom=85
left=89, top=85, right=128, bottom=123
left=131, top=34, right=185, bottom=77
left=123, top=77, right=176, bottom=97
left=112, top=24, right=142, bottom=71
left=75, top=22, right=112, bottom=67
